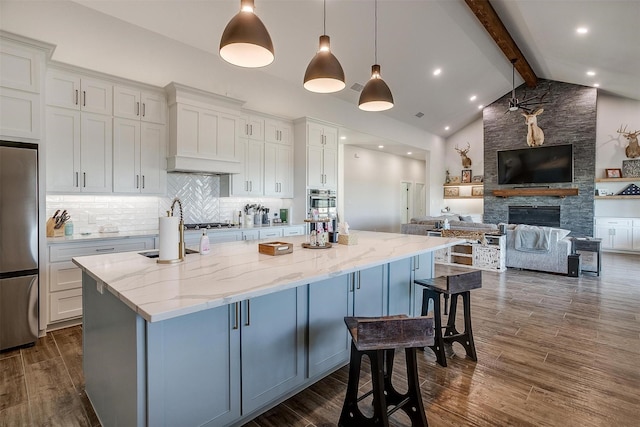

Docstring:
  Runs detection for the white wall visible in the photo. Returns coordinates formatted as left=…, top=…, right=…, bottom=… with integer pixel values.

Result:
left=594, top=93, right=640, bottom=217
left=0, top=0, right=447, bottom=213
left=343, top=146, right=425, bottom=232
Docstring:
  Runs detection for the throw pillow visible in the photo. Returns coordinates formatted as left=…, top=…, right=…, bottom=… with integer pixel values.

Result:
left=459, top=215, right=474, bottom=222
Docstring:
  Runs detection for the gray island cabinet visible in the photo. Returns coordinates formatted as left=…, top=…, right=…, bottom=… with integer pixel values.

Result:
left=75, top=231, right=462, bottom=427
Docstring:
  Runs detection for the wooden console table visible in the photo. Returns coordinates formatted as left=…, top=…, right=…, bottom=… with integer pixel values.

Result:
left=492, top=188, right=579, bottom=198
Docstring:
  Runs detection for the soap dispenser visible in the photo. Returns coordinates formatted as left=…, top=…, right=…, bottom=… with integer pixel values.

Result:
left=199, top=230, right=210, bottom=255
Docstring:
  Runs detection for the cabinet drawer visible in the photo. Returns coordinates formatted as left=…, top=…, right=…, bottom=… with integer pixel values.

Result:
left=49, top=237, right=155, bottom=262
left=633, top=219, right=640, bottom=228
left=49, top=261, right=82, bottom=292
left=50, top=288, right=82, bottom=322
left=283, top=226, right=304, bottom=237
left=259, top=228, right=283, bottom=239
left=594, top=218, right=633, bottom=227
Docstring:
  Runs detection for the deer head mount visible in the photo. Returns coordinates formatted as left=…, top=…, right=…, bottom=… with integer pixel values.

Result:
left=523, top=109, right=545, bottom=147
left=617, top=124, right=640, bottom=159
left=455, top=143, right=472, bottom=168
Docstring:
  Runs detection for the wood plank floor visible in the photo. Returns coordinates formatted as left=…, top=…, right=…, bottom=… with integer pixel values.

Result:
left=2, top=252, right=639, bottom=426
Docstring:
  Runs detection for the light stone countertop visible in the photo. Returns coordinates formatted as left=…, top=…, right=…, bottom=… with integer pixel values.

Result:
left=72, top=231, right=464, bottom=323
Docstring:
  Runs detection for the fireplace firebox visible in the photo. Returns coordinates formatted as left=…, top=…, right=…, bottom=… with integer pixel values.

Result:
left=508, top=206, right=561, bottom=228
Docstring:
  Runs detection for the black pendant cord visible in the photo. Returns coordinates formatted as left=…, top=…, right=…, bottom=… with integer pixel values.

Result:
left=511, top=59, right=516, bottom=99
left=374, top=0, right=378, bottom=64
left=323, top=0, right=326, bottom=36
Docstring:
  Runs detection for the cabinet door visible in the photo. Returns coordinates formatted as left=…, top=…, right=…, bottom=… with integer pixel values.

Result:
left=80, top=113, right=113, bottom=193
left=217, top=111, right=239, bottom=160
left=265, top=120, right=292, bottom=145
left=242, top=230, right=260, bottom=241
left=307, top=145, right=324, bottom=188
left=276, top=144, right=293, bottom=197
left=264, top=142, right=278, bottom=196
left=322, top=147, right=338, bottom=189
left=140, top=122, right=166, bottom=194
left=308, top=275, right=350, bottom=378
left=46, top=71, right=80, bottom=109
left=307, top=122, right=324, bottom=147
left=353, top=265, right=385, bottom=317
left=49, top=288, right=82, bottom=322
left=140, top=92, right=166, bottom=124
left=259, top=228, right=283, bottom=239
left=246, top=140, right=264, bottom=195
left=322, top=125, right=338, bottom=149
left=147, top=305, right=241, bottom=427
left=634, top=228, right=640, bottom=250
left=113, top=86, right=141, bottom=120
left=388, top=258, right=413, bottom=316
left=209, top=231, right=241, bottom=244
left=48, top=261, right=82, bottom=293
left=0, top=41, right=41, bottom=93
left=232, top=138, right=249, bottom=196
left=46, top=107, right=81, bottom=192
left=240, top=116, right=264, bottom=141
left=80, top=78, right=113, bottom=115
left=241, top=287, right=305, bottom=415
left=612, top=227, right=633, bottom=250
left=283, top=226, right=305, bottom=236
left=594, top=226, right=612, bottom=249
left=113, top=118, right=141, bottom=193
left=0, top=88, right=41, bottom=140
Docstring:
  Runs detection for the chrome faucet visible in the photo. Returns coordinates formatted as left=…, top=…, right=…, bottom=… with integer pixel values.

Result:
left=170, top=198, right=185, bottom=260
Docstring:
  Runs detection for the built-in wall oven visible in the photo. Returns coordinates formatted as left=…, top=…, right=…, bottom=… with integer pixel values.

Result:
left=308, top=189, right=337, bottom=218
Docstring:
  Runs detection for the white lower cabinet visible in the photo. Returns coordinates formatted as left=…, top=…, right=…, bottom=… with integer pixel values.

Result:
left=47, top=237, right=154, bottom=325
left=634, top=220, right=640, bottom=250
left=595, top=217, right=634, bottom=251
left=259, top=228, right=283, bottom=239
left=283, top=226, right=305, bottom=236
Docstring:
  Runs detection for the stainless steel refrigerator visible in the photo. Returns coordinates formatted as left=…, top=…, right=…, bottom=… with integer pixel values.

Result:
left=0, top=141, right=39, bottom=351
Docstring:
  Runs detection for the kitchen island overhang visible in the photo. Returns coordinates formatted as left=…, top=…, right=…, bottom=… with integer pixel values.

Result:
left=74, top=231, right=464, bottom=427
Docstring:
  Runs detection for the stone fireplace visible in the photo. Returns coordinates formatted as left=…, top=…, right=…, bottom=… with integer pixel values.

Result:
left=482, top=79, right=597, bottom=237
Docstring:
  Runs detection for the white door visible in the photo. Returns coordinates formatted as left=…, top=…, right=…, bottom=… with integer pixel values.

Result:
left=414, top=182, right=426, bottom=218
left=400, top=182, right=412, bottom=224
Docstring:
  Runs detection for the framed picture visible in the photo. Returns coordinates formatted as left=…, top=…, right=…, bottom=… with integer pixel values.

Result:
left=450, top=176, right=461, bottom=184
left=472, top=175, right=483, bottom=183
left=461, top=169, right=472, bottom=183
left=472, top=186, right=484, bottom=196
left=444, top=187, right=459, bottom=197
left=605, top=168, right=622, bottom=178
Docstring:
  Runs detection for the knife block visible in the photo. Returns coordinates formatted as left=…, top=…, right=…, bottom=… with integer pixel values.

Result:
left=46, top=217, right=64, bottom=237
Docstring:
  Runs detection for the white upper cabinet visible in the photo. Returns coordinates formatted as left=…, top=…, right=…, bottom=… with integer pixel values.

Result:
left=113, top=118, right=166, bottom=194
left=0, top=35, right=49, bottom=140
left=239, top=114, right=265, bottom=141
left=114, top=85, right=166, bottom=124
left=47, top=107, right=112, bottom=193
left=231, top=138, right=264, bottom=196
left=264, top=142, right=293, bottom=198
left=264, top=118, right=292, bottom=145
left=305, top=121, right=338, bottom=189
left=46, top=70, right=113, bottom=115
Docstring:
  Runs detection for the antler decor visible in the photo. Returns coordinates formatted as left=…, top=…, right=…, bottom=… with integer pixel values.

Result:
left=617, top=124, right=640, bottom=159
left=455, top=143, right=472, bottom=168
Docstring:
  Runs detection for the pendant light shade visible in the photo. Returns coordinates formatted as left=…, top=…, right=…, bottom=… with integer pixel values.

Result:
left=303, top=1, right=345, bottom=93
left=358, top=0, right=393, bottom=111
left=359, top=64, right=394, bottom=111
left=219, top=0, right=274, bottom=68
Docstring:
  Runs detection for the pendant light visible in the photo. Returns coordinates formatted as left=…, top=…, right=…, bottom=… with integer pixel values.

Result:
left=303, top=0, right=345, bottom=93
left=358, top=0, right=394, bottom=111
left=219, top=0, right=274, bottom=68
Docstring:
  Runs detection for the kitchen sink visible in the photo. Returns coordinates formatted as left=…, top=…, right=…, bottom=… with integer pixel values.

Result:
left=139, top=248, right=199, bottom=259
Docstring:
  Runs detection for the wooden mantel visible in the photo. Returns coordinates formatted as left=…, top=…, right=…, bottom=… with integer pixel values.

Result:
left=492, top=188, right=579, bottom=198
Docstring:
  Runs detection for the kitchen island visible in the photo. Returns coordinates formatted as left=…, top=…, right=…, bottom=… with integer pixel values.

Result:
left=73, top=231, right=463, bottom=427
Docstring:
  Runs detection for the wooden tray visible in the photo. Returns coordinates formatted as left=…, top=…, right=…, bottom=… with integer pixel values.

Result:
left=258, top=241, right=293, bottom=256
left=301, top=242, right=332, bottom=249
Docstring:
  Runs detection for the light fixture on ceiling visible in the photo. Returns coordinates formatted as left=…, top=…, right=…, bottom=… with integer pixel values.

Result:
left=359, top=0, right=394, bottom=112
left=470, top=95, right=477, bottom=101
left=433, top=68, right=442, bottom=76
left=378, top=145, right=384, bottom=149
left=445, top=126, right=450, bottom=131
left=593, top=83, right=600, bottom=87
left=587, top=70, right=596, bottom=76
left=303, top=0, right=345, bottom=93
left=219, top=0, right=274, bottom=68
left=576, top=27, right=588, bottom=34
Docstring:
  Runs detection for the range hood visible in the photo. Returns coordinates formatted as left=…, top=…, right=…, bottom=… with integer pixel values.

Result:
left=165, top=82, right=245, bottom=175
left=166, top=155, right=242, bottom=175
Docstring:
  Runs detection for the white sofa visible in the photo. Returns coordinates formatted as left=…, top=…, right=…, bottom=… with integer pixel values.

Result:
left=504, top=226, right=572, bottom=274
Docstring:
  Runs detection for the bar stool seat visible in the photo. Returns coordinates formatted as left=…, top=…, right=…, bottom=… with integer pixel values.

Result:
left=415, top=266, right=481, bottom=367
left=339, top=315, right=434, bottom=427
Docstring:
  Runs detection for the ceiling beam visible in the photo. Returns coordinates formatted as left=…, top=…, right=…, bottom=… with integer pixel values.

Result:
left=464, top=0, right=538, bottom=88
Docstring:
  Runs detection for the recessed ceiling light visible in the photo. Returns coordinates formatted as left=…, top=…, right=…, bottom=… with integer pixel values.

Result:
left=407, top=152, right=412, bottom=155
left=433, top=68, right=442, bottom=76
left=593, top=83, right=600, bottom=87
left=340, top=136, right=346, bottom=140
left=444, top=126, right=450, bottom=131
left=470, top=95, right=477, bottom=101
left=576, top=27, right=588, bottom=34
left=587, top=70, right=596, bottom=76
left=378, top=145, right=384, bottom=149
left=478, top=105, right=484, bottom=109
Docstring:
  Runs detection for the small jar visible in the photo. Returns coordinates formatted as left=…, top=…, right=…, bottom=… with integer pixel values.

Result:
left=64, top=221, right=74, bottom=236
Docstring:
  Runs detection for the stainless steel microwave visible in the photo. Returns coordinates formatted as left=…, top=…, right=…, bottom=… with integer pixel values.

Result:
left=308, top=189, right=337, bottom=217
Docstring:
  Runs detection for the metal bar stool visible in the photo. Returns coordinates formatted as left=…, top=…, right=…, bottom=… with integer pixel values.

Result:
left=415, top=266, right=482, bottom=367
left=339, top=315, right=434, bottom=427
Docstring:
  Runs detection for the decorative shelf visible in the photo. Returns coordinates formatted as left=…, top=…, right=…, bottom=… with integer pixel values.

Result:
left=492, top=188, right=579, bottom=198
left=595, top=195, right=640, bottom=200
left=595, top=177, right=639, bottom=182
left=444, top=195, right=483, bottom=199
left=443, top=182, right=483, bottom=187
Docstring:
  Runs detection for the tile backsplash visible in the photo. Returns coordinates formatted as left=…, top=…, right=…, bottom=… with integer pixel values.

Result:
left=46, top=173, right=292, bottom=234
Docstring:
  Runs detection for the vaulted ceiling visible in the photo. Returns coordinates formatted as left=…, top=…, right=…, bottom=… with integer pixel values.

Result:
left=74, top=0, right=639, bottom=141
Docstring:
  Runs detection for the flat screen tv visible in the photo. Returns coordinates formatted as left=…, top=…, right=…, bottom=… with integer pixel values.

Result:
left=497, top=144, right=573, bottom=185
